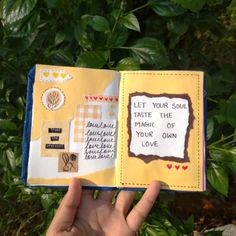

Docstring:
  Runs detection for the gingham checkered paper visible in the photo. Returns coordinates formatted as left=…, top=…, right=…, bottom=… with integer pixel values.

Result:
left=74, top=104, right=101, bottom=142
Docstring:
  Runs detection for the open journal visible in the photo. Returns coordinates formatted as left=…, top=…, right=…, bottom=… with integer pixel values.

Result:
left=22, top=64, right=206, bottom=191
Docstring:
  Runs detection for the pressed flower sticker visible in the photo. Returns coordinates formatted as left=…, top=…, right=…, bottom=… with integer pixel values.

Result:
left=42, top=88, right=65, bottom=111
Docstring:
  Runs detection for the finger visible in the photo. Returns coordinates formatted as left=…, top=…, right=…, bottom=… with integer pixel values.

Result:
left=99, top=190, right=116, bottom=201
left=115, top=191, right=136, bottom=215
left=126, top=181, right=160, bottom=232
left=49, top=178, right=82, bottom=231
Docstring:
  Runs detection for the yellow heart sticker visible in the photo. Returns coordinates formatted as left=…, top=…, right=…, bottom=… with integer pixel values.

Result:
left=61, top=73, right=67, bottom=79
left=43, top=72, right=49, bottom=77
left=53, top=72, right=59, bottom=78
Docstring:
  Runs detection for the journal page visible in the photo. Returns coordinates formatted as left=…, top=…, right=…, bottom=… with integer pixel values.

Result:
left=116, top=71, right=205, bottom=191
left=27, top=64, right=120, bottom=187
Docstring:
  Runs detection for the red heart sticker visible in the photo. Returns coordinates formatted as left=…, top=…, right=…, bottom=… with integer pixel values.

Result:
left=175, top=165, right=180, bottom=170
left=182, top=166, right=188, bottom=170
left=94, top=96, right=98, bottom=100
left=167, top=164, right=172, bottom=169
left=99, top=96, right=103, bottom=100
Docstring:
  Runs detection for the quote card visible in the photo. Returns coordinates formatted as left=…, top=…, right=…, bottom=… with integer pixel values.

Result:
left=41, top=121, right=70, bottom=157
left=83, top=119, right=117, bottom=160
left=128, top=92, right=194, bottom=163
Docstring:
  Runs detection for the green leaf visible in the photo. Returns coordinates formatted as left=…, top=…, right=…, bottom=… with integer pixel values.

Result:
left=207, top=0, right=224, bottom=6
left=6, top=149, right=16, bottom=171
left=55, top=31, right=66, bottom=45
left=89, top=15, right=110, bottom=32
left=149, top=0, right=186, bottom=17
left=167, top=16, right=190, bottom=48
left=146, top=226, right=169, bottom=236
left=0, top=119, right=17, bottom=130
left=225, top=148, right=236, bottom=175
left=0, top=0, right=37, bottom=25
left=47, top=50, right=74, bottom=66
left=130, top=37, right=170, bottom=68
left=41, top=194, right=56, bottom=209
left=6, top=10, right=40, bottom=37
left=207, top=162, right=229, bottom=196
left=226, top=96, right=236, bottom=128
left=116, top=57, right=140, bottom=70
left=44, top=0, right=61, bottom=9
left=173, top=0, right=207, bottom=12
left=207, top=118, right=214, bottom=140
left=109, top=23, right=128, bottom=47
left=4, top=186, right=21, bottom=198
left=76, top=51, right=108, bottom=68
left=209, top=149, right=225, bottom=162
left=7, top=31, right=38, bottom=52
left=120, top=13, right=140, bottom=32
left=184, top=215, right=194, bottom=233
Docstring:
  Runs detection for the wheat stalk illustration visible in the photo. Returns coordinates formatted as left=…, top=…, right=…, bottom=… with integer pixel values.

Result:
left=46, top=90, right=62, bottom=109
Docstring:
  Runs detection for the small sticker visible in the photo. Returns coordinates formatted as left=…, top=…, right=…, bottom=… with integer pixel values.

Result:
left=84, top=95, right=118, bottom=103
left=41, top=121, right=70, bottom=157
left=50, top=136, right=60, bottom=141
left=48, top=128, right=62, bottom=133
left=46, top=144, right=65, bottom=149
left=40, top=69, right=72, bottom=82
left=42, top=88, right=65, bottom=111
left=58, top=152, right=78, bottom=172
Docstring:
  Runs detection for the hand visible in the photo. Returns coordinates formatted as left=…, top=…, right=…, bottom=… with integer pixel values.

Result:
left=47, top=178, right=160, bottom=236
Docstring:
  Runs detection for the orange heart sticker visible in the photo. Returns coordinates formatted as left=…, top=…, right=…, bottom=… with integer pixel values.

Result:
left=43, top=72, right=49, bottom=77
left=53, top=72, right=59, bottom=78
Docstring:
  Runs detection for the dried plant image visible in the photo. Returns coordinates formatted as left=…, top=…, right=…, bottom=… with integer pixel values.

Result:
left=42, top=88, right=64, bottom=110
left=46, top=90, right=61, bottom=110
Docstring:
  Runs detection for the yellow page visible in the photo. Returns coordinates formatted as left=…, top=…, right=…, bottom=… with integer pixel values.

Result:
left=116, top=71, right=205, bottom=191
left=27, top=64, right=120, bottom=187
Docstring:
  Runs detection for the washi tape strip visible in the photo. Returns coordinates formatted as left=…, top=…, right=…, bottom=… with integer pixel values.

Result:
left=40, top=69, right=72, bottom=82
left=84, top=95, right=118, bottom=103
left=74, top=104, right=101, bottom=142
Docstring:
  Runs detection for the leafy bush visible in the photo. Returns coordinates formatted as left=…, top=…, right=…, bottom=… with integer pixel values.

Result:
left=1, top=0, right=236, bottom=235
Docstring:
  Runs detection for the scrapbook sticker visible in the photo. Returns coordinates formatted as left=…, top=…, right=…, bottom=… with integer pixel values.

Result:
left=128, top=92, right=194, bottom=163
left=40, top=68, right=72, bottom=82
left=42, top=88, right=65, bottom=110
left=41, top=121, right=70, bottom=157
left=74, top=104, right=101, bottom=142
left=84, top=95, right=118, bottom=103
left=58, top=152, right=78, bottom=172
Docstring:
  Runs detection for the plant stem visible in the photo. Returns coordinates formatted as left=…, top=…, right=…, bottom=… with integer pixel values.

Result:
left=207, top=97, right=219, bottom=103
left=16, top=209, right=46, bottom=236
left=208, top=133, right=236, bottom=147
left=128, top=1, right=154, bottom=14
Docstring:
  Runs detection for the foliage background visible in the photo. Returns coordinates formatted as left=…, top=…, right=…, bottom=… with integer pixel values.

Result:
left=0, top=0, right=236, bottom=235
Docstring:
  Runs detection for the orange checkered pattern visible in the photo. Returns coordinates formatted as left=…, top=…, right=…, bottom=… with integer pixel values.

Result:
left=74, top=104, right=101, bottom=142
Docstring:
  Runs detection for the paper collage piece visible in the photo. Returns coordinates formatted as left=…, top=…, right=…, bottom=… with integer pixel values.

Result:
left=83, top=120, right=117, bottom=160
left=41, top=121, right=70, bottom=157
left=74, top=105, right=101, bottom=142
left=58, top=152, right=78, bottom=172
left=42, top=88, right=65, bottom=111
left=40, top=68, right=72, bottom=82
left=128, top=92, right=194, bottom=163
